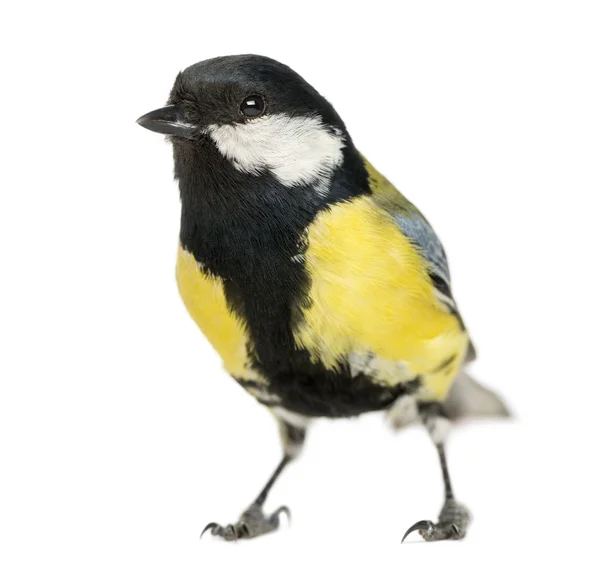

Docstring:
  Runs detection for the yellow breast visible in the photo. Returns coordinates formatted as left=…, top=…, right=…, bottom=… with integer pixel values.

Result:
left=294, top=197, right=469, bottom=400
left=175, top=245, right=264, bottom=384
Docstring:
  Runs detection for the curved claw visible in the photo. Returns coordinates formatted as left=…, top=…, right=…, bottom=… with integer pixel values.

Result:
left=402, top=520, right=433, bottom=543
left=237, top=522, right=249, bottom=538
left=226, top=524, right=237, bottom=541
left=271, top=506, right=291, bottom=527
left=200, top=522, right=219, bottom=539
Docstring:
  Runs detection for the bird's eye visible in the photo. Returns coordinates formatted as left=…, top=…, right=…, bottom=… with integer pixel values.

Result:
left=240, top=95, right=265, bottom=118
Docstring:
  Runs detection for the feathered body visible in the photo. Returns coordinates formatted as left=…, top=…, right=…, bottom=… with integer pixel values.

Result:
left=175, top=134, right=470, bottom=417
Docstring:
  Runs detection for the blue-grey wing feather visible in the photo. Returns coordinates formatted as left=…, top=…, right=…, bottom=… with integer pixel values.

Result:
left=393, top=208, right=451, bottom=289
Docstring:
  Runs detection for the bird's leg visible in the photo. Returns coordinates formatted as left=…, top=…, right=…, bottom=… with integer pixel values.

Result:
left=201, top=456, right=292, bottom=541
left=202, top=418, right=306, bottom=541
left=402, top=403, right=471, bottom=543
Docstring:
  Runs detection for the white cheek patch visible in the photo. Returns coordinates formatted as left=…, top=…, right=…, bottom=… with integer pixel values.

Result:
left=207, top=114, right=345, bottom=195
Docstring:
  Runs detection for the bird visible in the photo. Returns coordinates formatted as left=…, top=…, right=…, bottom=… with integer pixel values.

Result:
left=136, top=54, right=509, bottom=543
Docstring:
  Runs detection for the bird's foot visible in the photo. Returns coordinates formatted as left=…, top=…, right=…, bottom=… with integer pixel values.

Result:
left=201, top=503, right=290, bottom=541
left=402, top=499, right=470, bottom=542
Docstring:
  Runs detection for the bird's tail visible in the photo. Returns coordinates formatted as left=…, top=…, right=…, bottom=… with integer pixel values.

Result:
left=442, top=371, right=511, bottom=420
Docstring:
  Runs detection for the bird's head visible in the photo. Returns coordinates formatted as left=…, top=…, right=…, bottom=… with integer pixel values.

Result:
left=137, top=55, right=351, bottom=194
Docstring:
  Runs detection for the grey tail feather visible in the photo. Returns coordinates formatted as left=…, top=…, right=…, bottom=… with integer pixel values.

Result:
left=465, top=339, right=477, bottom=363
left=442, top=370, right=511, bottom=421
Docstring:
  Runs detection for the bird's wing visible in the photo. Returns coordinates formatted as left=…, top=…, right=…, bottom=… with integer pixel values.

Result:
left=364, top=158, right=477, bottom=362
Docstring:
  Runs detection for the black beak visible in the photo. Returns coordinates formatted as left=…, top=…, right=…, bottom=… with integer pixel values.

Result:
left=136, top=105, right=197, bottom=138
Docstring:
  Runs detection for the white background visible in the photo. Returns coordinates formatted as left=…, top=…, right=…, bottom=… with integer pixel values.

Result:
left=1, top=1, right=599, bottom=559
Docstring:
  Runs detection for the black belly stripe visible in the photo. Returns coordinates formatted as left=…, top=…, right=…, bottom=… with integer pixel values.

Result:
left=238, top=374, right=422, bottom=417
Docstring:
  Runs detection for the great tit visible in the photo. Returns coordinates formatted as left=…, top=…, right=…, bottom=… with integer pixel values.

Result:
left=137, top=54, right=508, bottom=543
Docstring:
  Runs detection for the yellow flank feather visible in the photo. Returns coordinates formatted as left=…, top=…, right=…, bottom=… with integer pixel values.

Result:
left=294, top=196, right=469, bottom=401
left=175, top=245, right=265, bottom=384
